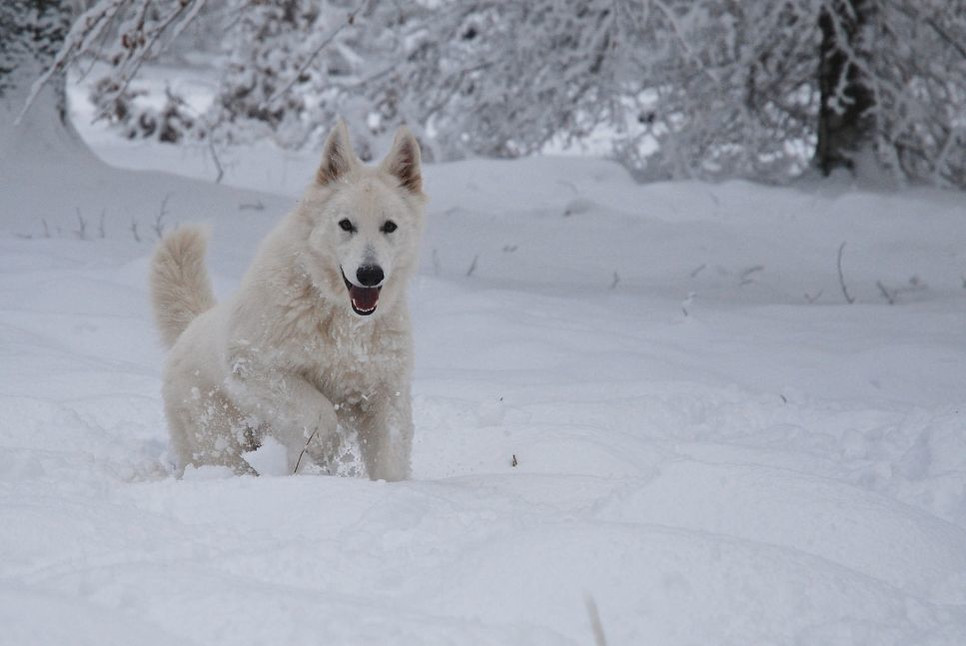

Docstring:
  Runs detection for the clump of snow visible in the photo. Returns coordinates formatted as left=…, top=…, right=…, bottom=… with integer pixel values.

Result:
left=241, top=436, right=288, bottom=477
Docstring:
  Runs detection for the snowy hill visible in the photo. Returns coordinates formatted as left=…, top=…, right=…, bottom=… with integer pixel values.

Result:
left=2, top=124, right=966, bottom=644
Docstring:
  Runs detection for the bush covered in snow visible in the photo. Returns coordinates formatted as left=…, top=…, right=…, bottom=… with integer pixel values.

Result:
left=9, top=0, right=966, bottom=188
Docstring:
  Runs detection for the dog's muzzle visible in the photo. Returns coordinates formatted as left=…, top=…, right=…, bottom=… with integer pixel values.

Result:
left=341, top=268, right=382, bottom=316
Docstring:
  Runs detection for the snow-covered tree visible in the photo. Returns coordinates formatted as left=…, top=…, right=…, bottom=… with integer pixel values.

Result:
left=1, top=0, right=72, bottom=122
left=24, top=0, right=966, bottom=188
left=814, top=0, right=966, bottom=186
left=865, top=1, right=966, bottom=187
left=202, top=0, right=364, bottom=151
left=816, top=0, right=875, bottom=176
left=0, top=0, right=84, bottom=164
left=612, top=0, right=821, bottom=181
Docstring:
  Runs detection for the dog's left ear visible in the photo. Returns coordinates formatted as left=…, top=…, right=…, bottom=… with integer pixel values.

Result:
left=380, top=126, right=422, bottom=194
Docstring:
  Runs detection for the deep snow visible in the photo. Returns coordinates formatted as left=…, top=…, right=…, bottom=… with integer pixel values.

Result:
left=2, top=91, right=966, bottom=644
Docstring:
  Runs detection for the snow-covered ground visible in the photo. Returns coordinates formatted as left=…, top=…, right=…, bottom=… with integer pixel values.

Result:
left=2, top=94, right=966, bottom=644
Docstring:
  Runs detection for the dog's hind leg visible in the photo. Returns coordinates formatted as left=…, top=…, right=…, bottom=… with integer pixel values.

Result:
left=164, top=385, right=257, bottom=475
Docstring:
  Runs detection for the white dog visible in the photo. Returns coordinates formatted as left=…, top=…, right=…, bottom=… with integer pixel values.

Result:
left=150, top=122, right=425, bottom=480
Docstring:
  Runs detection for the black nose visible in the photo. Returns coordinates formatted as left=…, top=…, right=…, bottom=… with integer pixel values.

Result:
left=356, top=264, right=384, bottom=287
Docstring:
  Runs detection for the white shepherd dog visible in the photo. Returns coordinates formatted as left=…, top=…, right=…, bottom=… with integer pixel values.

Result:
left=150, top=122, right=425, bottom=480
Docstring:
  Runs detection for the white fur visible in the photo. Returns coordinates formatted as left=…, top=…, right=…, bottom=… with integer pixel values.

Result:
left=150, top=122, right=426, bottom=480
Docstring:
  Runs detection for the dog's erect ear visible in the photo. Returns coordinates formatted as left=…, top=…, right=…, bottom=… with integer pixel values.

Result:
left=316, top=120, right=358, bottom=185
left=380, top=126, right=422, bottom=194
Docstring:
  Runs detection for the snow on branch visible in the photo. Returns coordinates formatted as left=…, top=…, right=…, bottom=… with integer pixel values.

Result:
left=18, top=0, right=207, bottom=124
left=21, top=0, right=966, bottom=188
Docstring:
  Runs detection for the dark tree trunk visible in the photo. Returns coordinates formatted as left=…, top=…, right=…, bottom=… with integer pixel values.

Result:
left=815, top=0, right=875, bottom=175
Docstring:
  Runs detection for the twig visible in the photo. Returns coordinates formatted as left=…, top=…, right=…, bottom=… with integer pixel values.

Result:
left=466, top=254, right=478, bottom=277
left=238, top=200, right=265, bottom=211
left=511, top=454, right=518, bottom=467
left=610, top=271, right=620, bottom=289
left=264, top=1, right=369, bottom=106
left=130, top=218, right=141, bottom=243
left=585, top=596, right=608, bottom=646
left=682, top=291, right=695, bottom=317
left=689, top=263, right=706, bottom=278
left=739, top=265, right=764, bottom=286
left=804, top=289, right=823, bottom=304
left=154, top=193, right=172, bottom=239
left=876, top=280, right=895, bottom=305
left=651, top=0, right=720, bottom=84
left=98, top=209, right=106, bottom=239
left=42, top=219, right=50, bottom=239
left=836, top=242, right=855, bottom=304
left=75, top=208, right=88, bottom=240
left=925, top=17, right=966, bottom=61
left=293, top=429, right=320, bottom=474
left=875, top=276, right=927, bottom=304
left=110, top=1, right=208, bottom=109
left=208, top=138, right=224, bottom=184
left=891, top=3, right=966, bottom=61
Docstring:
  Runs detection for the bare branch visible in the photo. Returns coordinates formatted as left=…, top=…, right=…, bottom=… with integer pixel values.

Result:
left=208, top=139, right=224, bottom=184
left=836, top=242, right=854, bottom=304
left=804, top=289, right=823, bottom=304
left=294, top=429, right=320, bottom=474
left=153, top=193, right=172, bottom=239
left=876, top=280, right=895, bottom=305
left=238, top=200, right=265, bottom=212
left=585, top=596, right=608, bottom=646
left=264, top=0, right=370, bottom=107
left=739, top=265, right=764, bottom=286
left=75, top=208, right=88, bottom=240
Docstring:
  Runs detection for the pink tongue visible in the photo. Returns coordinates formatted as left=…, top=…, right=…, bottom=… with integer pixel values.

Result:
left=350, top=285, right=380, bottom=310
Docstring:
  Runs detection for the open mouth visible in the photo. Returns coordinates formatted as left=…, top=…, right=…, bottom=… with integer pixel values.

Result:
left=341, top=269, right=381, bottom=316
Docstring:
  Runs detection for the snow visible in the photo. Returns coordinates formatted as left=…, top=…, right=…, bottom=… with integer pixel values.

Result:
left=2, top=99, right=966, bottom=645
left=241, top=436, right=290, bottom=477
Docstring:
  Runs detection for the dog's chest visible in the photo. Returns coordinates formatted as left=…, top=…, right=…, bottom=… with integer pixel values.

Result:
left=301, top=318, right=406, bottom=405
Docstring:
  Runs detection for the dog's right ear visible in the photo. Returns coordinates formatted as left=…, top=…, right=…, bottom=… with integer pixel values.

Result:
left=316, top=120, right=358, bottom=185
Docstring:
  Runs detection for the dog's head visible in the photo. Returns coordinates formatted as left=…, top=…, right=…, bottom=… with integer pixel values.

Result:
left=299, top=121, right=426, bottom=317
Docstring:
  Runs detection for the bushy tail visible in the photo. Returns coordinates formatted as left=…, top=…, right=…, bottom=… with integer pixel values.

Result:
left=150, top=225, right=216, bottom=348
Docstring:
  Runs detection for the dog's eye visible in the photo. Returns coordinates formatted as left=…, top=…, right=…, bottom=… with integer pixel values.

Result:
left=338, top=219, right=355, bottom=232
left=381, top=220, right=397, bottom=234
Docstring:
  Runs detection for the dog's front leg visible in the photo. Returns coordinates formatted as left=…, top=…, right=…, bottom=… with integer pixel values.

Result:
left=356, top=384, right=413, bottom=481
left=226, top=362, right=338, bottom=473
